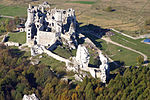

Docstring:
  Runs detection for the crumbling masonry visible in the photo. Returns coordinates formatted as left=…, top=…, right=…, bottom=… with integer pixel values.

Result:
left=25, top=2, right=77, bottom=49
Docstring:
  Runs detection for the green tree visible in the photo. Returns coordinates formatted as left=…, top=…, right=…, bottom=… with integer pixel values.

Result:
left=85, top=82, right=96, bottom=100
left=14, top=16, right=21, bottom=25
left=105, top=6, right=113, bottom=12
left=136, top=56, right=144, bottom=66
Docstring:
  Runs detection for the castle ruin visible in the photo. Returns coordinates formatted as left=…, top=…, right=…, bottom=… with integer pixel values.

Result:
left=25, top=2, right=77, bottom=49
left=25, top=2, right=109, bottom=83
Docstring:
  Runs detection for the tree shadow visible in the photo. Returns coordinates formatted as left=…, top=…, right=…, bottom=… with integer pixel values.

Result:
left=25, top=73, right=37, bottom=88
left=109, top=61, right=125, bottom=71
left=4, top=36, right=10, bottom=42
left=144, top=60, right=149, bottom=65
left=9, top=49, right=25, bottom=58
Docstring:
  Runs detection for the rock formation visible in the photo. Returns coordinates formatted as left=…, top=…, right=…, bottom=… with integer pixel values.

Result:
left=31, top=45, right=44, bottom=56
left=22, top=94, right=38, bottom=100
left=75, top=44, right=90, bottom=69
left=66, top=45, right=109, bottom=83
left=98, top=52, right=109, bottom=83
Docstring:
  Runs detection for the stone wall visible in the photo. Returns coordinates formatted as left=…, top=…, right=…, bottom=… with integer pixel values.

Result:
left=37, top=31, right=57, bottom=46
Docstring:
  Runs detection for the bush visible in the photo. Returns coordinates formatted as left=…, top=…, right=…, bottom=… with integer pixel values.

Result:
left=144, top=19, right=150, bottom=30
left=104, top=6, right=114, bottom=12
left=145, top=19, right=150, bottom=26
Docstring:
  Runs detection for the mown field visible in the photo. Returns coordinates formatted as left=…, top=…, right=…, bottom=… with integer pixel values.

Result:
left=84, top=33, right=141, bottom=66
left=8, top=32, right=26, bottom=44
left=98, top=39, right=140, bottom=66
left=110, top=30, right=150, bottom=59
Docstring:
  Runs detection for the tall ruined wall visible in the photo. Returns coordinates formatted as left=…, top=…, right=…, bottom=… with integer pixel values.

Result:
left=37, top=31, right=57, bottom=46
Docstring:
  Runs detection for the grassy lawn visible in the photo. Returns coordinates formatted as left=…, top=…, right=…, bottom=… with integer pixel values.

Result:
left=84, top=33, right=140, bottom=66
left=53, top=46, right=72, bottom=59
left=66, top=1, right=95, bottom=4
left=40, top=54, right=66, bottom=72
left=86, top=45, right=99, bottom=66
left=53, top=46, right=77, bottom=59
left=0, top=4, right=26, bottom=17
left=110, top=30, right=150, bottom=58
left=8, top=32, right=26, bottom=44
left=98, top=39, right=140, bottom=66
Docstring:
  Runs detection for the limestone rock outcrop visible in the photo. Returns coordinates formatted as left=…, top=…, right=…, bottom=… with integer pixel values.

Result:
left=75, top=44, right=90, bottom=69
left=31, top=45, right=44, bottom=56
left=97, top=52, right=109, bottom=83
left=66, top=45, right=109, bottom=83
left=22, top=94, right=38, bottom=100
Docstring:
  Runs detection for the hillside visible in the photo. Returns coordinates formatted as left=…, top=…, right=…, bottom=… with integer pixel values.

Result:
left=0, top=45, right=149, bottom=100
left=0, top=1, right=150, bottom=100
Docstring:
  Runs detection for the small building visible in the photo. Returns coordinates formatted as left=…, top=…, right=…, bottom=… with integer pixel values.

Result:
left=144, top=38, right=150, bottom=43
left=16, top=24, right=25, bottom=32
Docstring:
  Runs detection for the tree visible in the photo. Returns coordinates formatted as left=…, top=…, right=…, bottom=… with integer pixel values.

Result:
left=104, top=6, right=114, bottom=12
left=72, top=93, right=78, bottom=100
left=136, top=56, right=144, bottom=66
left=14, top=16, right=21, bottom=25
left=85, top=82, right=96, bottom=100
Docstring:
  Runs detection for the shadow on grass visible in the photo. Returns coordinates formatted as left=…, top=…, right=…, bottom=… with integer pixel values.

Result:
left=77, top=24, right=109, bottom=49
left=109, top=61, right=125, bottom=71
left=9, top=48, right=25, bottom=58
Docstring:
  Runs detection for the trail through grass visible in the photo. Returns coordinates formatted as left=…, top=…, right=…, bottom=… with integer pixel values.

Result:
left=110, top=30, right=150, bottom=58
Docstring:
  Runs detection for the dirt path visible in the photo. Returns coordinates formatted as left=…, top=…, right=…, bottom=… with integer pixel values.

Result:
left=111, top=28, right=150, bottom=39
left=102, top=37, right=148, bottom=61
left=0, top=15, right=25, bottom=20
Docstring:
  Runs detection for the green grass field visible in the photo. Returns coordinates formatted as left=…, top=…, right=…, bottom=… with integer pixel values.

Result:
left=53, top=46, right=72, bottom=59
left=40, top=54, right=66, bottom=72
left=66, top=1, right=95, bottom=4
left=97, top=39, right=140, bottom=66
left=0, top=5, right=26, bottom=17
left=53, top=46, right=76, bottom=59
left=8, top=32, right=26, bottom=44
left=84, top=33, right=141, bottom=66
left=110, top=30, right=150, bottom=58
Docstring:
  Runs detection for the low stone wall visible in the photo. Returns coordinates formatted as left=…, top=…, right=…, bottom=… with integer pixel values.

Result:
left=4, top=42, right=19, bottom=46
left=42, top=46, right=71, bottom=64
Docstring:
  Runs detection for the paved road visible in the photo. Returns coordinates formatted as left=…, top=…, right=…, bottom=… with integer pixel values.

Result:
left=102, top=37, right=148, bottom=62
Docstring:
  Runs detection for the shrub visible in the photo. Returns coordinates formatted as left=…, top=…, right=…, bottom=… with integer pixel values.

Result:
left=104, top=6, right=113, bottom=12
left=145, top=19, right=150, bottom=26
